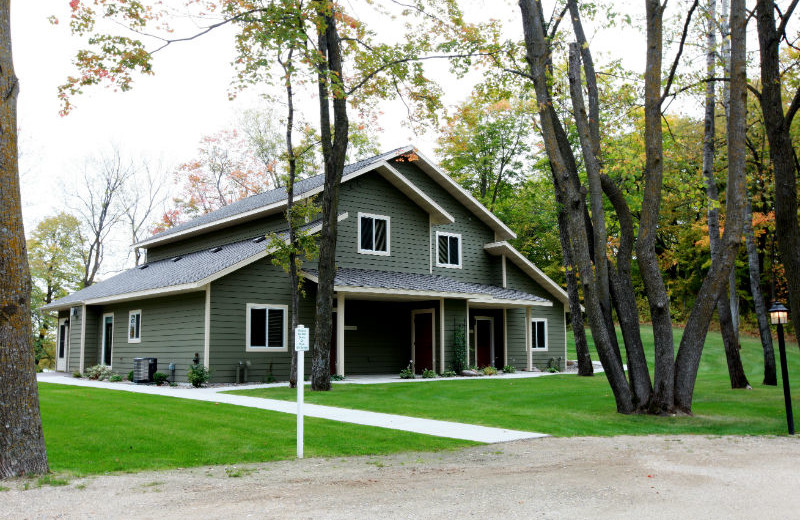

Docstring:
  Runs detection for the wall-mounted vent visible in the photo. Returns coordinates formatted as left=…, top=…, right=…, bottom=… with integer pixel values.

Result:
left=171, top=256, right=182, bottom=262
left=252, top=236, right=265, bottom=243
left=210, top=246, right=223, bottom=253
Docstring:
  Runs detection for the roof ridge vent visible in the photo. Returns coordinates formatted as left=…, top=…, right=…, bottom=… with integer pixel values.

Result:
left=138, top=264, right=149, bottom=270
left=171, top=256, right=182, bottom=262
left=210, top=246, right=223, bottom=253
left=252, top=236, right=265, bottom=243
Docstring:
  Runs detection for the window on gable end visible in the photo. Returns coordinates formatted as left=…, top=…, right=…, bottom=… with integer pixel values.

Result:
left=358, top=213, right=390, bottom=256
left=436, top=231, right=461, bottom=268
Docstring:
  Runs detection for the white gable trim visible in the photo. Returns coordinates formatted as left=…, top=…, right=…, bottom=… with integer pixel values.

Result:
left=484, top=241, right=571, bottom=308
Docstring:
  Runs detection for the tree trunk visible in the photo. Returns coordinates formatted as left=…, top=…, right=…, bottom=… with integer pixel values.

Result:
left=756, top=0, right=800, bottom=343
left=311, top=2, right=349, bottom=391
left=674, top=0, right=748, bottom=412
left=744, top=196, right=776, bottom=385
left=283, top=51, right=300, bottom=390
left=0, top=0, right=49, bottom=477
left=701, top=0, right=749, bottom=390
left=557, top=194, right=592, bottom=376
left=518, top=0, right=634, bottom=413
left=641, top=0, right=675, bottom=414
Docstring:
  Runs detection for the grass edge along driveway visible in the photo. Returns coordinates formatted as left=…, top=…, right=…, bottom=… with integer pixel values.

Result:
left=38, top=383, right=475, bottom=476
left=227, top=326, right=800, bottom=437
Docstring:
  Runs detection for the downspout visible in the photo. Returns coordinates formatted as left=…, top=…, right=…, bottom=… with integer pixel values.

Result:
left=204, top=284, right=211, bottom=370
left=79, top=304, right=86, bottom=373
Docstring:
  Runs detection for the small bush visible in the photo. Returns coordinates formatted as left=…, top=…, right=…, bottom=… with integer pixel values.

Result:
left=547, top=357, right=562, bottom=373
left=441, top=370, right=457, bottom=377
left=452, top=323, right=467, bottom=374
left=152, top=372, right=169, bottom=386
left=84, top=364, right=113, bottom=381
left=127, top=370, right=134, bottom=382
left=109, top=374, right=123, bottom=382
left=399, top=362, right=415, bottom=379
left=331, top=374, right=345, bottom=381
left=422, top=368, right=437, bottom=379
left=481, top=366, right=498, bottom=376
left=502, top=364, right=516, bottom=374
left=72, top=371, right=82, bottom=378
left=187, top=364, right=211, bottom=387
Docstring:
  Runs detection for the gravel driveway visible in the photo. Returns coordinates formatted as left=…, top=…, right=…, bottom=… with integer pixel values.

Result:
left=4, top=435, right=800, bottom=519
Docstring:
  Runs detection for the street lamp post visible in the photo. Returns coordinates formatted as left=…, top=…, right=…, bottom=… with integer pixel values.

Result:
left=769, top=301, right=794, bottom=435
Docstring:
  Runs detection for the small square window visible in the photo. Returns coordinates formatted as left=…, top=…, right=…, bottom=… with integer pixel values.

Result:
left=530, top=319, right=547, bottom=351
left=128, top=310, right=141, bottom=343
left=435, top=232, right=461, bottom=268
left=358, top=213, right=390, bottom=255
left=246, top=304, right=288, bottom=351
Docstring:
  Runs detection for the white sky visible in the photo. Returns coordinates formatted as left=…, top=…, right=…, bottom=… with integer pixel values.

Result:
left=13, top=0, right=646, bottom=277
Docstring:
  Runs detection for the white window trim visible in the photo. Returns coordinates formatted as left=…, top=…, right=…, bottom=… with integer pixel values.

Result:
left=357, top=212, right=391, bottom=256
left=246, top=303, right=289, bottom=352
left=530, top=318, right=548, bottom=351
left=128, top=309, right=142, bottom=343
left=435, top=231, right=462, bottom=269
left=101, top=312, right=114, bottom=368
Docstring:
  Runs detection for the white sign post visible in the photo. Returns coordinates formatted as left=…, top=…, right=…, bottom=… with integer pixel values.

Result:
left=294, top=325, right=309, bottom=459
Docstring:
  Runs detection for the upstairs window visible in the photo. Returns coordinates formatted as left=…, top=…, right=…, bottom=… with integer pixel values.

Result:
left=436, top=231, right=461, bottom=268
left=530, top=318, right=548, bottom=351
left=247, top=303, right=288, bottom=351
left=358, top=213, right=390, bottom=256
left=128, top=310, right=141, bottom=343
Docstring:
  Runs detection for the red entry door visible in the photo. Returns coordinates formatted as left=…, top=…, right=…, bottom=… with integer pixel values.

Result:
left=414, top=312, right=434, bottom=374
left=475, top=318, right=493, bottom=368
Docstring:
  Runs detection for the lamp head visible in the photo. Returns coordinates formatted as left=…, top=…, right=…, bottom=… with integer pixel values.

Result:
left=769, top=301, right=789, bottom=325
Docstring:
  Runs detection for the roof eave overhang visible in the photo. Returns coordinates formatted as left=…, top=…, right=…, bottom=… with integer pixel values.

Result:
left=468, top=298, right=552, bottom=308
left=484, top=241, right=573, bottom=309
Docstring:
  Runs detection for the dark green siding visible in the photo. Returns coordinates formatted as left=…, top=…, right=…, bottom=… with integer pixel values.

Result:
left=335, top=172, right=431, bottom=274
left=441, top=298, right=467, bottom=371
left=338, top=300, right=415, bottom=374
left=210, top=257, right=317, bottom=383
left=147, top=213, right=288, bottom=262
left=504, top=261, right=566, bottom=370
left=389, top=161, right=498, bottom=284
left=98, top=292, right=206, bottom=381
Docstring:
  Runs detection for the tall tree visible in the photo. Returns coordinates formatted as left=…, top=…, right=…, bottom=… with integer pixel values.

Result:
left=27, top=213, right=84, bottom=367
left=120, top=161, right=166, bottom=265
left=755, top=0, right=800, bottom=341
left=71, top=149, right=131, bottom=287
left=0, top=0, right=49, bottom=478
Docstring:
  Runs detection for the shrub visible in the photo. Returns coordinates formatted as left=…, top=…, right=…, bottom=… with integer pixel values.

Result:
left=399, top=362, right=415, bottom=379
left=84, top=364, right=113, bottom=381
left=481, top=366, right=498, bottom=376
left=187, top=364, right=211, bottom=387
left=547, top=357, right=562, bottom=373
left=502, top=364, right=516, bottom=374
left=331, top=374, right=345, bottom=381
left=109, top=374, right=123, bottom=382
left=451, top=323, right=467, bottom=374
left=422, top=368, right=437, bottom=379
left=152, top=372, right=169, bottom=386
left=72, top=371, right=82, bottom=378
left=127, top=370, right=134, bottom=382
left=441, top=370, right=457, bottom=378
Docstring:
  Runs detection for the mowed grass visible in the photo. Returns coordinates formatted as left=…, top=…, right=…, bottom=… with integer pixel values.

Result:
left=39, top=383, right=475, bottom=476
left=228, top=326, right=800, bottom=436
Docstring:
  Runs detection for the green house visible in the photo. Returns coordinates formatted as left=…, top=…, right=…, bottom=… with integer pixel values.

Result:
left=44, top=146, right=569, bottom=382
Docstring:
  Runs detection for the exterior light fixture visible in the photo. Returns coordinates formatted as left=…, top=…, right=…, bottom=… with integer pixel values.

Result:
left=769, top=301, right=794, bottom=435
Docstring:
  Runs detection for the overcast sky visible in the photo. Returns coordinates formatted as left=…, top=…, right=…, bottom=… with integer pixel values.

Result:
left=13, top=0, right=645, bottom=277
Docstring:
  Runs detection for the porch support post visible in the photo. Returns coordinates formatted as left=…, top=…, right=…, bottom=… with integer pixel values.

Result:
left=439, top=298, right=445, bottom=373
left=79, top=304, right=86, bottom=373
left=526, top=306, right=532, bottom=371
left=503, top=308, right=508, bottom=368
left=203, top=284, right=211, bottom=370
left=336, top=293, right=345, bottom=377
left=465, top=300, right=471, bottom=367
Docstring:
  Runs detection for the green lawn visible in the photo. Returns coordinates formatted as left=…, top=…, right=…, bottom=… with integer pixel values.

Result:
left=39, top=383, right=475, bottom=476
left=228, top=326, right=800, bottom=436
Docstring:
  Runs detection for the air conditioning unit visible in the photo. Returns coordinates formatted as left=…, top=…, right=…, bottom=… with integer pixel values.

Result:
left=133, top=357, right=157, bottom=383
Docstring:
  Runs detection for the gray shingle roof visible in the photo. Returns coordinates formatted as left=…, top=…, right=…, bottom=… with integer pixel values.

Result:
left=42, top=213, right=343, bottom=310
left=141, top=146, right=412, bottom=245
left=303, top=267, right=549, bottom=304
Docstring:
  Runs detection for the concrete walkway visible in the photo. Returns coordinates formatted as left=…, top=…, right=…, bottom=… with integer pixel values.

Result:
left=37, top=372, right=548, bottom=443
